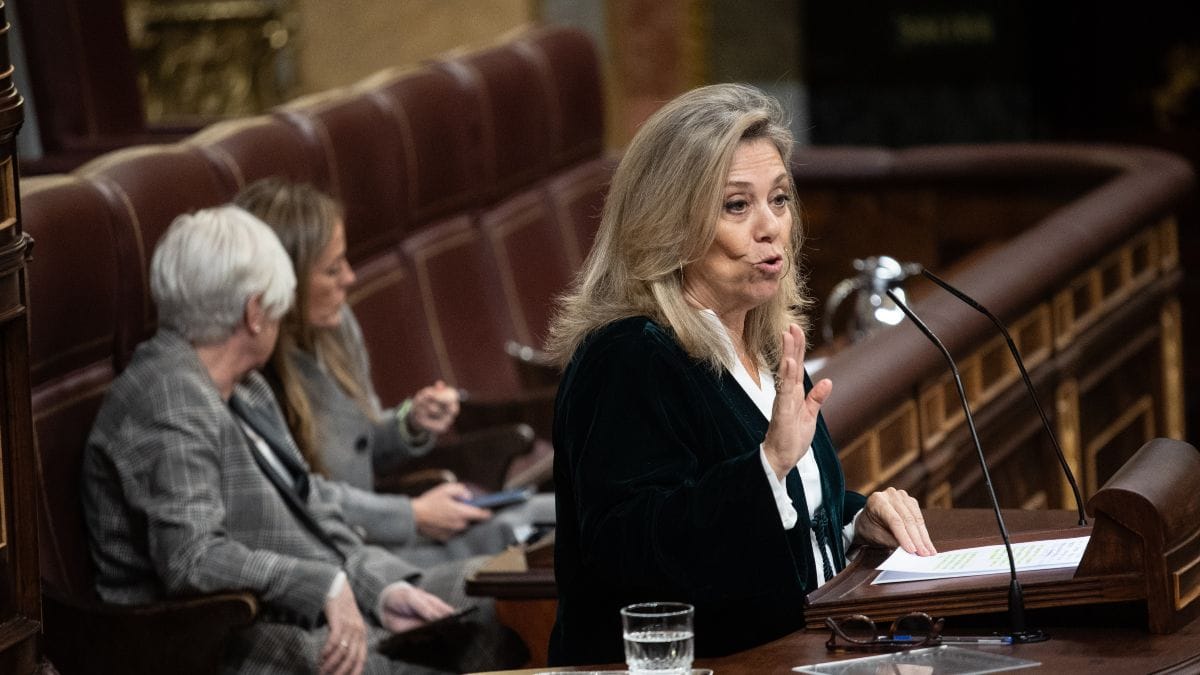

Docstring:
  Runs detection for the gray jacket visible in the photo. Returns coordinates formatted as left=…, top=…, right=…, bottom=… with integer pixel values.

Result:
left=289, top=309, right=513, bottom=564
left=286, top=308, right=433, bottom=546
left=82, top=330, right=518, bottom=673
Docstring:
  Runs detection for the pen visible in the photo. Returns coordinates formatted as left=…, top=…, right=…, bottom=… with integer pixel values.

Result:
left=941, top=635, right=1014, bottom=645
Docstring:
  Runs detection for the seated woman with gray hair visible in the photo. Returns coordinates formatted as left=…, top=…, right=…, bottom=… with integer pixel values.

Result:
left=546, top=83, right=937, bottom=665
left=82, top=205, right=525, bottom=674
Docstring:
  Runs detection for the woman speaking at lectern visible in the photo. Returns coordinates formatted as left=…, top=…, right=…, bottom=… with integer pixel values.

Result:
left=544, top=83, right=936, bottom=665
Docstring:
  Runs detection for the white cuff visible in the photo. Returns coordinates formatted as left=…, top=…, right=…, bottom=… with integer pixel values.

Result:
left=326, top=570, right=348, bottom=600
left=376, top=579, right=414, bottom=622
left=760, top=447, right=798, bottom=530
left=844, top=508, right=864, bottom=549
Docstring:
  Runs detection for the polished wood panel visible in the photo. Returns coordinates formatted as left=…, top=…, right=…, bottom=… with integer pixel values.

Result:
left=807, top=149, right=1195, bottom=519
left=0, top=3, right=38, bottom=672
left=474, top=611, right=1200, bottom=675
left=480, top=610, right=1200, bottom=675
left=807, top=439, right=1200, bottom=634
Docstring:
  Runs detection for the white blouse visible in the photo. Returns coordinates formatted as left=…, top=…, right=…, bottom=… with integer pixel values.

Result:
left=700, top=310, right=858, bottom=587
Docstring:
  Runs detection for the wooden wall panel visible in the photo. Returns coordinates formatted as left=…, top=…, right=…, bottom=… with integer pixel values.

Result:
left=0, top=3, right=38, bottom=671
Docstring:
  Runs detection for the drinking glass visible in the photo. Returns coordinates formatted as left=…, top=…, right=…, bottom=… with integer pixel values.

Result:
left=620, top=602, right=694, bottom=674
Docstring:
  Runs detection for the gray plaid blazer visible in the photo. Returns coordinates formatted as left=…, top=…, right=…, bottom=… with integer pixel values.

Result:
left=83, top=330, right=524, bottom=673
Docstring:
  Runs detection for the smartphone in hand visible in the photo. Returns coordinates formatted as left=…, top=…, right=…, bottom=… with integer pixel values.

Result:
left=459, top=487, right=533, bottom=509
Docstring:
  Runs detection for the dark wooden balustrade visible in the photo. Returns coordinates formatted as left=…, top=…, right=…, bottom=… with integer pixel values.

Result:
left=799, top=145, right=1194, bottom=512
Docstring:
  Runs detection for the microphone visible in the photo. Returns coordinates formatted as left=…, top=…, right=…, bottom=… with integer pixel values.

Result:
left=885, top=288, right=1048, bottom=644
left=919, top=269, right=1086, bottom=527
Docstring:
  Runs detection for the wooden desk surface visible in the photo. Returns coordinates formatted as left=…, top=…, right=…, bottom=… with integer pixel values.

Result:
left=474, top=609, right=1200, bottom=674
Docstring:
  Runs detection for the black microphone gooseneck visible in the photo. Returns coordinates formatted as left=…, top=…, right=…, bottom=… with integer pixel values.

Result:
left=920, top=269, right=1087, bottom=527
left=885, top=289, right=1048, bottom=644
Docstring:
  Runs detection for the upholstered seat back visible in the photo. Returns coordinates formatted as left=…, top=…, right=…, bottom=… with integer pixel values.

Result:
left=25, top=176, right=127, bottom=600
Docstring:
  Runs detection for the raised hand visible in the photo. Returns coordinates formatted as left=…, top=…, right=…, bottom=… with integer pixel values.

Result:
left=762, top=324, right=832, bottom=480
left=408, top=380, right=460, bottom=435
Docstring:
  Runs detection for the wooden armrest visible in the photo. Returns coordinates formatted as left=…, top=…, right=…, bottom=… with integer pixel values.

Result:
left=505, top=340, right=561, bottom=391
left=42, top=586, right=257, bottom=675
left=503, top=438, right=554, bottom=491
left=525, top=530, right=556, bottom=569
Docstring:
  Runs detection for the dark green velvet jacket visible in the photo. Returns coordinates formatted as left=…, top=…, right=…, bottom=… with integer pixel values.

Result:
left=548, top=317, right=867, bottom=665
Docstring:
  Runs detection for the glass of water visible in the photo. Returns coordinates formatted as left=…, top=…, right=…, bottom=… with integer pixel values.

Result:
left=620, top=602, right=694, bottom=674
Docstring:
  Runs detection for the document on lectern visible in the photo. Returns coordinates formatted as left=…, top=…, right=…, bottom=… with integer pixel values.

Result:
left=872, top=536, right=1090, bottom=585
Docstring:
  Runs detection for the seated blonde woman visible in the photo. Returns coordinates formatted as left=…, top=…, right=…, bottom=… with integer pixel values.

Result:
left=236, top=178, right=552, bottom=568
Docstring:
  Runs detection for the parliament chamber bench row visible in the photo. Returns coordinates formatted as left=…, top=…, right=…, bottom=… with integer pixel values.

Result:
left=17, top=21, right=1199, bottom=672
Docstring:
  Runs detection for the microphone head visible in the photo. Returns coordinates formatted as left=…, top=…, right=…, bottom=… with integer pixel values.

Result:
left=854, top=255, right=923, bottom=291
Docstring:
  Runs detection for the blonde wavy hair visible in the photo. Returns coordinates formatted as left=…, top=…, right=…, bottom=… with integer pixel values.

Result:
left=234, top=178, right=372, bottom=475
left=544, top=83, right=810, bottom=372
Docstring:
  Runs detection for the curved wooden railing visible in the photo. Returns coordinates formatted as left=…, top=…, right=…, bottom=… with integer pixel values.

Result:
left=798, top=144, right=1194, bottom=510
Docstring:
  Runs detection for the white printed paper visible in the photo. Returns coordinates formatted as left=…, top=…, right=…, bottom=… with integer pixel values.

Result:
left=872, top=536, right=1090, bottom=585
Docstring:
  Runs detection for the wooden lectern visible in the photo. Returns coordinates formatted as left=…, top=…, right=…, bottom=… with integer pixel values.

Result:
left=804, top=438, right=1200, bottom=633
